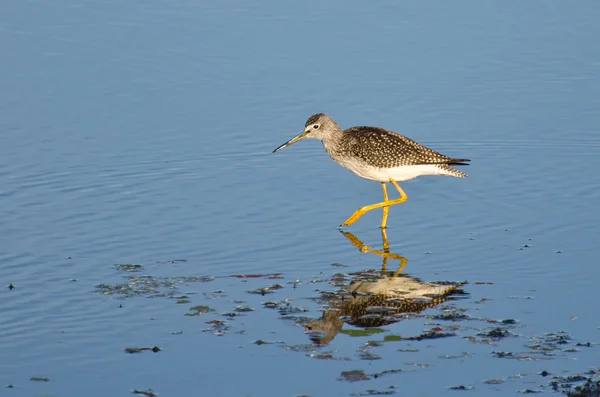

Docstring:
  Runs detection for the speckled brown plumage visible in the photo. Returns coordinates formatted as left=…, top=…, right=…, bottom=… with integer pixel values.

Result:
left=340, top=126, right=468, bottom=169
left=302, top=113, right=470, bottom=180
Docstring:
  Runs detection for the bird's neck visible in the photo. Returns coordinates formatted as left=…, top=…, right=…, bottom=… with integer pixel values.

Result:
left=321, top=128, right=345, bottom=157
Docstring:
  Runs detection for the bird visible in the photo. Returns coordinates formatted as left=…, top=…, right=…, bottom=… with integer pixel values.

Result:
left=273, top=113, right=470, bottom=228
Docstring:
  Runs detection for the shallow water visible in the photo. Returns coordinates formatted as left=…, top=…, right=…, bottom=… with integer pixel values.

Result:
left=2, top=1, right=600, bottom=396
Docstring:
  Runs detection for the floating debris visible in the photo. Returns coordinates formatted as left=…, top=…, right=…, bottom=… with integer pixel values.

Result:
left=428, top=307, right=471, bottom=321
left=371, top=369, right=406, bottom=379
left=464, top=335, right=495, bottom=345
left=132, top=389, right=157, bottom=397
left=527, top=331, right=572, bottom=352
left=350, top=388, right=396, bottom=396
left=231, top=273, right=283, bottom=279
left=358, top=350, right=381, bottom=360
left=491, top=351, right=551, bottom=361
left=246, top=284, right=284, bottom=295
left=340, top=370, right=370, bottom=382
left=203, top=319, right=229, bottom=335
left=383, top=335, right=402, bottom=342
left=483, top=378, right=504, bottom=384
left=549, top=367, right=600, bottom=395
left=405, top=362, right=429, bottom=368
left=308, top=352, right=334, bottom=359
left=439, top=352, right=471, bottom=360
left=400, top=330, right=455, bottom=341
left=95, top=275, right=213, bottom=299
left=565, top=378, right=600, bottom=396
left=281, top=344, right=316, bottom=354
left=340, top=328, right=386, bottom=338
left=448, top=384, right=474, bottom=390
left=115, top=264, right=144, bottom=272
left=124, top=346, right=161, bottom=354
left=234, top=305, right=254, bottom=312
left=30, top=377, right=49, bottom=382
left=305, top=351, right=351, bottom=361
left=477, top=326, right=516, bottom=340
left=185, top=305, right=214, bottom=316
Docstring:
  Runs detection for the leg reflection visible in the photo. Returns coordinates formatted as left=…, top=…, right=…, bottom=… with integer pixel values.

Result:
left=340, top=229, right=407, bottom=276
left=305, top=230, right=464, bottom=346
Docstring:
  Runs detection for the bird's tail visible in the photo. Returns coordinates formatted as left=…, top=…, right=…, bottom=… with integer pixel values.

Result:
left=440, top=158, right=470, bottom=178
left=447, top=158, right=471, bottom=166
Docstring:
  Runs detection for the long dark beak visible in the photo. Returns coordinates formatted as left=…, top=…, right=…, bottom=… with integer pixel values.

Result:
left=273, top=130, right=308, bottom=153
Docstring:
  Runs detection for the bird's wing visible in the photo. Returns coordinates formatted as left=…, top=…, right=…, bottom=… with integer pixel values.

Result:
left=345, top=126, right=464, bottom=168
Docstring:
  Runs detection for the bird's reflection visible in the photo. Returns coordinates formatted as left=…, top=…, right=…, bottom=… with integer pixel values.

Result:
left=305, top=229, right=465, bottom=345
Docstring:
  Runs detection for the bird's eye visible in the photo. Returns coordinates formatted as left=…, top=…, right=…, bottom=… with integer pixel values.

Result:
left=313, top=124, right=319, bottom=129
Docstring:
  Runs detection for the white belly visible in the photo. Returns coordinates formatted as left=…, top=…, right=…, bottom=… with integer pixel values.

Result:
left=338, top=158, right=451, bottom=182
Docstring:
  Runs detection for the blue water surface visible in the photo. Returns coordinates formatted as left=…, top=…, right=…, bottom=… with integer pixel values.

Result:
left=1, top=1, right=599, bottom=396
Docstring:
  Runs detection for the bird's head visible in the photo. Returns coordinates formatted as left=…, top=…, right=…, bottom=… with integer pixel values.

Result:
left=273, top=113, right=339, bottom=153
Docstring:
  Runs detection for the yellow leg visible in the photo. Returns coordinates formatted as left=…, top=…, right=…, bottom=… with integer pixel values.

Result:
left=340, top=178, right=408, bottom=227
left=381, top=182, right=389, bottom=229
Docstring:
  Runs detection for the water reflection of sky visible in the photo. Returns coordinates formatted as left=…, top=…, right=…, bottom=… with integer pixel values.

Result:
left=1, top=1, right=599, bottom=396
